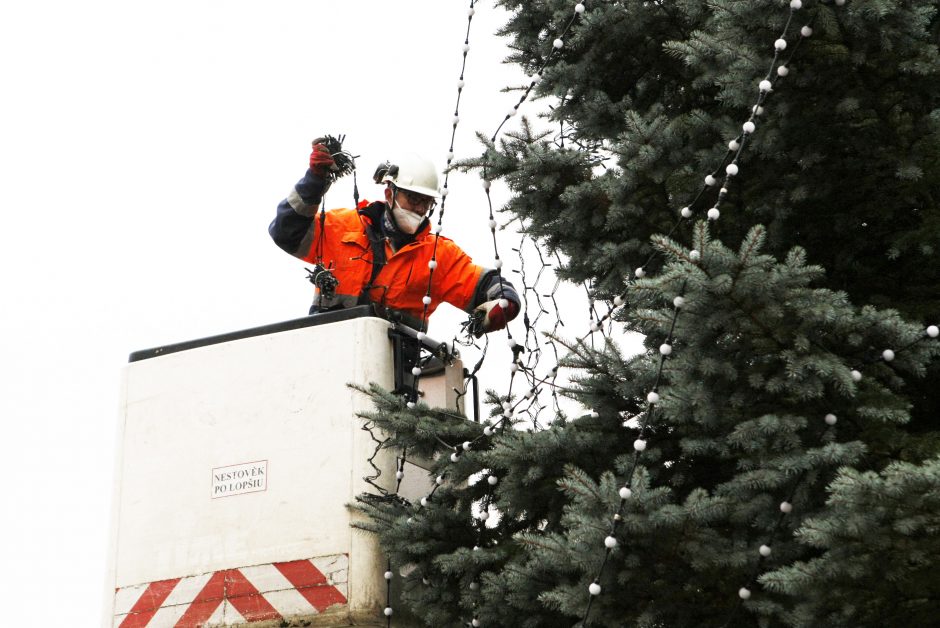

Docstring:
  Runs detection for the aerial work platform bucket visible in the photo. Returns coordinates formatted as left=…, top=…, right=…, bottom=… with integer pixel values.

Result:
left=104, top=308, right=464, bottom=627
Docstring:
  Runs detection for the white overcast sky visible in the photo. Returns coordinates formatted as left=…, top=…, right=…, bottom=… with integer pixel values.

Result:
left=0, top=1, right=628, bottom=623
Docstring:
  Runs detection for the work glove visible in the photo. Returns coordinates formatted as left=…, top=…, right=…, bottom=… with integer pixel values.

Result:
left=469, top=298, right=520, bottom=337
left=294, top=137, right=338, bottom=206
left=309, top=138, right=337, bottom=176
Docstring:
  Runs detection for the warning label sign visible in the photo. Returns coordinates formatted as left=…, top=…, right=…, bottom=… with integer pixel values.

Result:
left=212, top=460, right=268, bottom=498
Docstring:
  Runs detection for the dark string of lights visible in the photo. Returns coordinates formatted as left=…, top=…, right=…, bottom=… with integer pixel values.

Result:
left=396, top=4, right=599, bottom=625
left=375, top=2, right=483, bottom=624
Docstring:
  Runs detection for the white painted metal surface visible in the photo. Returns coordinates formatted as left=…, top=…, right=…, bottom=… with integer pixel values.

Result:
left=104, top=316, right=452, bottom=627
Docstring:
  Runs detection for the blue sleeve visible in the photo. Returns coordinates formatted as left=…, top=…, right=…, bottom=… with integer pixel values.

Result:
left=268, top=199, right=314, bottom=255
left=268, top=169, right=330, bottom=257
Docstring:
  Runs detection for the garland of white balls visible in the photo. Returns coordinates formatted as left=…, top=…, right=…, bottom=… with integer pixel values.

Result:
left=380, top=3, right=481, bottom=624
left=579, top=1, right=835, bottom=624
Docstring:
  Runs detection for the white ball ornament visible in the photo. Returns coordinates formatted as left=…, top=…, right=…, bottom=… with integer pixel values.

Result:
left=507, top=337, right=517, bottom=349
left=635, top=267, right=646, bottom=278
left=647, top=391, right=660, bottom=404
left=705, top=174, right=717, bottom=186
left=575, top=3, right=586, bottom=13
left=707, top=208, right=720, bottom=221
left=384, top=607, right=394, bottom=617
left=457, top=79, right=465, bottom=89
left=463, top=441, right=472, bottom=451
left=494, top=258, right=503, bottom=269
left=467, top=7, right=475, bottom=16
left=619, top=487, right=633, bottom=499
left=753, top=105, right=765, bottom=116
left=928, top=325, right=939, bottom=338
left=507, top=107, right=518, bottom=117
left=422, top=295, right=432, bottom=305
left=488, top=475, right=498, bottom=486
left=450, top=453, right=459, bottom=463
left=453, top=115, right=460, bottom=126
left=590, top=322, right=601, bottom=332
left=396, top=470, right=404, bottom=480
left=739, top=587, right=752, bottom=600
left=759, top=79, right=772, bottom=92
left=673, top=296, right=685, bottom=308
left=726, top=163, right=739, bottom=176
left=689, top=249, right=701, bottom=262
left=412, top=366, right=422, bottom=376
left=780, top=501, right=793, bottom=514
left=835, top=0, right=845, bottom=5
left=743, top=121, right=756, bottom=134
left=634, top=438, right=647, bottom=452
left=416, top=331, right=425, bottom=340
left=479, top=510, right=490, bottom=521
left=729, top=139, right=740, bottom=151
left=385, top=570, right=394, bottom=580
left=614, top=295, right=624, bottom=306
left=441, top=187, right=450, bottom=197
left=433, top=223, right=443, bottom=234
left=589, top=582, right=602, bottom=596
left=498, top=298, right=509, bottom=309
left=790, top=0, right=802, bottom=9
left=407, top=402, right=415, bottom=409
left=660, top=343, right=673, bottom=356
left=777, top=65, right=790, bottom=77
left=436, top=475, right=444, bottom=485
left=605, top=536, right=618, bottom=549
left=882, top=349, right=895, bottom=362
left=428, top=260, right=437, bottom=270
left=775, top=38, right=787, bottom=51
left=681, top=206, right=693, bottom=218
left=482, top=179, right=491, bottom=190
left=483, top=426, right=494, bottom=436
left=470, top=581, right=480, bottom=591
left=472, top=619, right=481, bottom=627
left=489, top=219, right=497, bottom=230
left=462, top=43, right=470, bottom=53
left=825, top=413, right=838, bottom=426
left=421, top=497, right=428, bottom=507
left=759, top=545, right=772, bottom=557
left=851, top=369, right=863, bottom=382
left=801, top=25, right=813, bottom=37
left=553, top=38, right=564, bottom=49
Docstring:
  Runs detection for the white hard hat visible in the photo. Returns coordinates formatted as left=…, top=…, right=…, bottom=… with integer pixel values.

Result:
left=376, top=153, right=441, bottom=198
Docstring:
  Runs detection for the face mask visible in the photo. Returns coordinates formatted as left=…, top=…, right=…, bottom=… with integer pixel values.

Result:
left=391, top=202, right=425, bottom=234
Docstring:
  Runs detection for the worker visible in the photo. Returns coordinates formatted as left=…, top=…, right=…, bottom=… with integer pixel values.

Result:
left=269, top=140, right=520, bottom=336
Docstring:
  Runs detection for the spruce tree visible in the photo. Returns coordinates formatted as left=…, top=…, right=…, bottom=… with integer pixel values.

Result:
left=355, top=1, right=940, bottom=626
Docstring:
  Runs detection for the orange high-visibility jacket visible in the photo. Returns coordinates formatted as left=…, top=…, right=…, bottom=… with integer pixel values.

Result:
left=280, top=202, right=484, bottom=319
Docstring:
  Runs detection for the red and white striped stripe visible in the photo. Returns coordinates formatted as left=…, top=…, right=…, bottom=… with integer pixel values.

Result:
left=114, top=555, right=348, bottom=627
